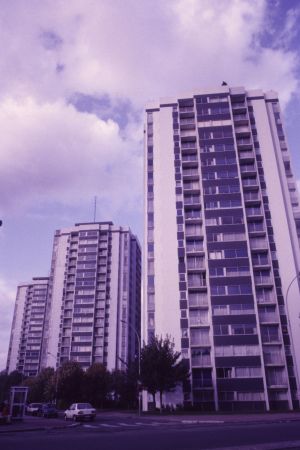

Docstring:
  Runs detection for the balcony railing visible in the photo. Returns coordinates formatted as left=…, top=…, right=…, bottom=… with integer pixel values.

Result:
left=191, top=355, right=211, bottom=366
left=255, top=276, right=273, bottom=285
left=259, top=313, right=277, bottom=323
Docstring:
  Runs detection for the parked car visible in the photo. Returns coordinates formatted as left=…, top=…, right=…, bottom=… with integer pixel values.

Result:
left=37, top=404, right=58, bottom=418
left=26, top=403, right=43, bottom=416
left=64, top=403, right=96, bottom=421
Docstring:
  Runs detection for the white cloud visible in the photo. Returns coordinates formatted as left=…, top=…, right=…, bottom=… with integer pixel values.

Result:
left=0, top=0, right=299, bottom=106
left=0, top=96, right=142, bottom=214
left=0, top=278, right=16, bottom=371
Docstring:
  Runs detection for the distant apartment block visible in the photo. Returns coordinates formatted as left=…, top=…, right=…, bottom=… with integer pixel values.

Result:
left=7, top=222, right=141, bottom=374
left=144, top=86, right=300, bottom=411
left=6, top=277, right=49, bottom=377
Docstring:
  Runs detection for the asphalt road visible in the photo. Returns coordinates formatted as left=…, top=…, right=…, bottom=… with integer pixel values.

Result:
left=1, top=419, right=300, bottom=450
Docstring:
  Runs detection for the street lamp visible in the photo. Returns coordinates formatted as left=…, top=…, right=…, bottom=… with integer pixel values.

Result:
left=285, top=272, right=300, bottom=401
left=120, top=319, right=141, bottom=416
left=47, top=352, right=59, bottom=405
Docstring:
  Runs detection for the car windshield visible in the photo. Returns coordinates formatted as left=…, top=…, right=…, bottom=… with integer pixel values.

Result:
left=77, top=403, right=93, bottom=409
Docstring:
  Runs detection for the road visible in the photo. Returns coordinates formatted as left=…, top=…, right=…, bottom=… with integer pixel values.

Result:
left=1, top=415, right=300, bottom=450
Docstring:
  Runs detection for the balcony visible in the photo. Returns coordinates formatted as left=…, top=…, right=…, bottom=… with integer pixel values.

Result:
left=232, top=102, right=247, bottom=113
left=189, top=294, right=208, bottom=308
left=254, top=276, right=273, bottom=286
left=242, top=178, right=258, bottom=189
left=179, top=107, right=194, bottom=118
left=259, top=313, right=278, bottom=323
left=236, top=138, right=252, bottom=150
left=186, top=244, right=204, bottom=253
left=233, top=114, right=249, bottom=125
left=181, top=129, right=196, bottom=138
left=235, top=126, right=251, bottom=137
left=239, top=150, right=255, bottom=162
left=264, top=353, right=285, bottom=365
left=184, top=196, right=201, bottom=206
left=180, top=118, right=196, bottom=130
left=191, top=355, right=211, bottom=367
left=240, top=164, right=257, bottom=176
left=244, top=192, right=261, bottom=204
left=250, top=238, right=268, bottom=250
left=182, top=168, right=199, bottom=180
left=246, top=208, right=263, bottom=219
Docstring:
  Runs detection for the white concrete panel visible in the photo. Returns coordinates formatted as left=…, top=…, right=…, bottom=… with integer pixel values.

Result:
left=153, top=107, right=181, bottom=350
left=252, top=98, right=300, bottom=388
left=44, top=233, right=69, bottom=367
left=106, top=231, right=121, bottom=371
left=7, top=286, right=27, bottom=372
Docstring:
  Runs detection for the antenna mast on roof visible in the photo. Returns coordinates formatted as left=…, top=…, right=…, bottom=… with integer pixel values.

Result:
left=93, top=196, right=97, bottom=222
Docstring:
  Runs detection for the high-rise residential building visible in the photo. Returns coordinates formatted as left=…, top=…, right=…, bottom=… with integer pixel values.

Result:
left=40, top=222, right=141, bottom=372
left=144, top=86, right=300, bottom=411
left=6, top=277, right=49, bottom=377
left=7, top=222, right=141, bottom=375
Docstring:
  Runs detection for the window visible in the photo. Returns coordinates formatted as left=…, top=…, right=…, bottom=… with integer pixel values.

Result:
left=190, top=328, right=210, bottom=345
left=261, top=325, right=280, bottom=343
left=209, top=267, right=224, bottom=277
left=231, top=324, right=256, bottom=335
left=216, top=368, right=232, bottom=378
left=209, top=250, right=223, bottom=260
left=211, top=285, right=226, bottom=296
left=213, top=324, right=229, bottom=335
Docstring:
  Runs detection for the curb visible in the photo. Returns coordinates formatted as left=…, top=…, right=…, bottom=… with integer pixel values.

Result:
left=0, top=422, right=81, bottom=434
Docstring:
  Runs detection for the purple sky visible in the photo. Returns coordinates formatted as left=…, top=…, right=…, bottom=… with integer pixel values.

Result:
left=1, top=0, right=300, bottom=370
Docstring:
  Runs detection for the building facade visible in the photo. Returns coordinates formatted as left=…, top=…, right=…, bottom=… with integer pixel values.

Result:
left=7, top=222, right=141, bottom=375
left=6, top=277, right=49, bottom=377
left=144, top=86, right=300, bottom=411
left=40, top=222, right=141, bottom=372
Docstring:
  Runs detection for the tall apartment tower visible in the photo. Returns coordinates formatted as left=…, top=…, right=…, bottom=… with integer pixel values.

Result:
left=40, top=222, right=141, bottom=372
left=6, top=277, right=49, bottom=377
left=144, top=86, right=300, bottom=411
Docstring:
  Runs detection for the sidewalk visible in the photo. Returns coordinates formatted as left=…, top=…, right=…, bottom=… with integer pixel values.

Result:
left=0, top=411, right=300, bottom=434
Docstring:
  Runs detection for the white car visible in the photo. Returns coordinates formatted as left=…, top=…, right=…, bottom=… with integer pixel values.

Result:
left=64, top=403, right=96, bottom=421
left=26, top=403, right=43, bottom=416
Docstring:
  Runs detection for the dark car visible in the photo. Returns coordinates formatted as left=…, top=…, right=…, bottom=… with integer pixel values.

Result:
left=37, top=403, right=58, bottom=418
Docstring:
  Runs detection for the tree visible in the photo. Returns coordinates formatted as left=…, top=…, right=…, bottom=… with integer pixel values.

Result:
left=83, top=363, right=110, bottom=408
left=110, top=362, right=138, bottom=409
left=22, top=367, right=55, bottom=403
left=0, top=370, right=23, bottom=403
left=140, top=336, right=190, bottom=411
left=56, top=361, right=84, bottom=407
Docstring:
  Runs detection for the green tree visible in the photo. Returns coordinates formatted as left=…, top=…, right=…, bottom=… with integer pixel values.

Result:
left=140, top=336, right=189, bottom=411
left=56, top=361, right=84, bottom=407
left=83, top=363, right=110, bottom=408
left=0, top=370, right=23, bottom=403
left=22, top=367, right=55, bottom=403
left=110, top=362, right=138, bottom=409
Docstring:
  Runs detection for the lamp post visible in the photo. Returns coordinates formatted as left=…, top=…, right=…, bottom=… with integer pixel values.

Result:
left=285, top=272, right=300, bottom=401
left=47, top=352, right=59, bottom=405
left=120, top=319, right=141, bottom=416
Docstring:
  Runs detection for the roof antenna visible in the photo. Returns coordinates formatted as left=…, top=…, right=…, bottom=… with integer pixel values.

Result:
left=93, top=196, right=97, bottom=222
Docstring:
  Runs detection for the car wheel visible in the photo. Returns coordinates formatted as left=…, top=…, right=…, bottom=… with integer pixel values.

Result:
left=73, top=415, right=77, bottom=422
left=64, top=414, right=68, bottom=421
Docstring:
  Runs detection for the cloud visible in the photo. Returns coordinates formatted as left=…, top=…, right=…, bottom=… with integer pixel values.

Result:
left=0, top=96, right=142, bottom=215
left=0, top=0, right=299, bottom=107
left=0, top=278, right=16, bottom=371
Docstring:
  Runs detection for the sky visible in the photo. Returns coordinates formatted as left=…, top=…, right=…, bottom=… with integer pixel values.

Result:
left=1, top=0, right=300, bottom=370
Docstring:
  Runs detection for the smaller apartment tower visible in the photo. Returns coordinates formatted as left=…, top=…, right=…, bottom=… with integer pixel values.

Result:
left=6, top=277, right=49, bottom=377
left=40, top=222, right=141, bottom=372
